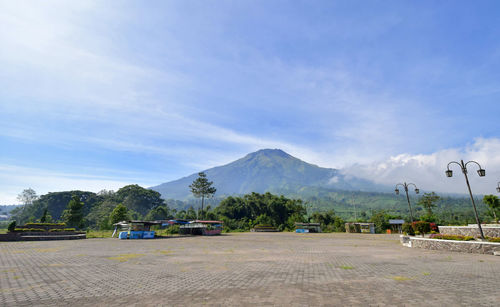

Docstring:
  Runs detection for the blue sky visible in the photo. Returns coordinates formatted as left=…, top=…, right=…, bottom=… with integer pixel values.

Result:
left=1, top=0, right=500, bottom=203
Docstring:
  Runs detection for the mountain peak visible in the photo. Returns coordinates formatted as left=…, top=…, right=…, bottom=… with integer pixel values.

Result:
left=151, top=149, right=382, bottom=200
left=248, top=148, right=291, bottom=158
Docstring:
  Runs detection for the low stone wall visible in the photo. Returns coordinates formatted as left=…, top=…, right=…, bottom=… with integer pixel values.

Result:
left=400, top=235, right=500, bottom=255
left=0, top=232, right=86, bottom=241
left=438, top=226, right=500, bottom=237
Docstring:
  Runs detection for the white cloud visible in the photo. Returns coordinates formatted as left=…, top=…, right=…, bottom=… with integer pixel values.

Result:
left=343, top=137, right=500, bottom=195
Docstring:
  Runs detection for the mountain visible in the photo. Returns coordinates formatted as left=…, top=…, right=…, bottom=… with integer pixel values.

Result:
left=151, top=149, right=385, bottom=200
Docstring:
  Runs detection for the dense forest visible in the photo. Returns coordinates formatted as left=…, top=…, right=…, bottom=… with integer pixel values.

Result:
left=6, top=184, right=499, bottom=233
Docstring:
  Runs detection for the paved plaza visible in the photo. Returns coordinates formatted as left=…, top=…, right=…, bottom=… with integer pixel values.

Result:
left=0, top=232, right=499, bottom=306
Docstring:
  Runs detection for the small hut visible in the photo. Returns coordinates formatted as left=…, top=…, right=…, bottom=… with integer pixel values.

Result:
left=345, top=222, right=375, bottom=234
left=388, top=219, right=405, bottom=234
left=113, top=220, right=163, bottom=239
left=251, top=225, right=279, bottom=232
left=179, top=220, right=223, bottom=236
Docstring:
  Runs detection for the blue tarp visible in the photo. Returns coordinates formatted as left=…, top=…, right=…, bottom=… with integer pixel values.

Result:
left=119, top=231, right=128, bottom=239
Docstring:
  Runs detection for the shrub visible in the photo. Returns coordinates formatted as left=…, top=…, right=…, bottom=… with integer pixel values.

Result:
left=7, top=221, right=16, bottom=232
left=412, top=221, right=431, bottom=237
left=402, top=222, right=414, bottom=235
left=64, top=228, right=76, bottom=232
left=429, top=234, right=475, bottom=241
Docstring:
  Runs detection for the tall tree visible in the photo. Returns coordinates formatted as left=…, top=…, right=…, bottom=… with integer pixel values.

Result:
left=17, top=188, right=38, bottom=205
left=189, top=172, right=216, bottom=220
left=61, top=195, right=85, bottom=229
left=417, top=192, right=440, bottom=217
left=483, top=195, right=499, bottom=223
left=17, top=188, right=38, bottom=212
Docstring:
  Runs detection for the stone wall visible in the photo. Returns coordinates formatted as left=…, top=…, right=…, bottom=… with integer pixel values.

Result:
left=401, top=236, right=500, bottom=255
left=438, top=226, right=500, bottom=237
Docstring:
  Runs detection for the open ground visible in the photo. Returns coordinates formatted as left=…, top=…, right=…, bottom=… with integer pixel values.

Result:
left=0, top=233, right=499, bottom=306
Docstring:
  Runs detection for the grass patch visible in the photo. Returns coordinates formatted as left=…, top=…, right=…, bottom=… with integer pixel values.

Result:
left=422, top=272, right=431, bottom=276
left=34, top=248, right=60, bottom=253
left=107, top=253, right=145, bottom=262
left=391, top=276, right=413, bottom=281
left=154, top=250, right=173, bottom=255
left=340, top=265, right=354, bottom=270
left=86, top=230, right=114, bottom=238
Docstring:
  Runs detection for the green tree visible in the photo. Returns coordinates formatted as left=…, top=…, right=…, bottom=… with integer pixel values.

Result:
left=189, top=172, right=216, bottom=220
left=145, top=204, right=171, bottom=221
left=483, top=195, right=500, bottom=223
left=185, top=206, right=197, bottom=220
left=40, top=208, right=52, bottom=223
left=61, top=195, right=85, bottom=229
left=417, top=192, right=440, bottom=220
left=370, top=210, right=391, bottom=233
left=109, top=204, right=129, bottom=225
left=115, top=185, right=165, bottom=216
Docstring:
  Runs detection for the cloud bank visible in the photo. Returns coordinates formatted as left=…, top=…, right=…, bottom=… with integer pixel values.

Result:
left=343, top=138, right=500, bottom=195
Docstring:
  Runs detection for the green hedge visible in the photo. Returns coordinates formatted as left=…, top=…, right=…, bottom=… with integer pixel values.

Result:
left=429, top=234, right=474, bottom=241
left=25, top=222, right=65, bottom=227
left=486, top=236, right=500, bottom=243
left=13, top=228, right=77, bottom=233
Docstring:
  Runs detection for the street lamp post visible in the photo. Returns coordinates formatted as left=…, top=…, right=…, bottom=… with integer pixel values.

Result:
left=446, top=160, right=486, bottom=240
left=395, top=182, right=420, bottom=223
left=496, top=182, right=500, bottom=193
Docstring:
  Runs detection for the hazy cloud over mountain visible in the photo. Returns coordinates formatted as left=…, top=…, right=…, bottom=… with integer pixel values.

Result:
left=342, top=138, right=500, bottom=195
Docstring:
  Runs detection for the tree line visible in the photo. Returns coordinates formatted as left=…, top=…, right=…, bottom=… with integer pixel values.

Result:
left=7, top=172, right=500, bottom=232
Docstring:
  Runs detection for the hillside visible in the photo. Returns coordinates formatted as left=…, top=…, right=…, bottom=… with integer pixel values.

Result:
left=151, top=149, right=385, bottom=200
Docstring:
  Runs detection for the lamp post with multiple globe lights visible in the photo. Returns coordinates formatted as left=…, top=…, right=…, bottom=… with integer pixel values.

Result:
left=395, top=182, right=419, bottom=223
left=445, top=160, right=486, bottom=240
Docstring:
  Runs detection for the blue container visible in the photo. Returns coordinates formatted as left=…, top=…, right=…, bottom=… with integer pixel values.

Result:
left=143, top=231, right=155, bottom=239
left=119, top=231, right=128, bottom=239
left=296, top=229, right=309, bottom=233
left=129, top=231, right=143, bottom=239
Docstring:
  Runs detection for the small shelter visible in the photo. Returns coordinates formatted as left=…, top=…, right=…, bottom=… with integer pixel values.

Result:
left=251, top=225, right=279, bottom=232
left=113, top=220, right=162, bottom=239
left=388, top=219, right=405, bottom=234
left=179, top=220, right=223, bottom=236
left=345, top=222, right=375, bottom=234
left=295, top=222, right=321, bottom=233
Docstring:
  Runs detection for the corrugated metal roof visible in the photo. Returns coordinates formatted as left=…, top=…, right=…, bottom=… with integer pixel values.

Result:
left=389, top=219, right=405, bottom=224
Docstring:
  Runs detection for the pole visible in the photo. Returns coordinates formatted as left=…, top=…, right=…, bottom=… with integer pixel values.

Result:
left=201, top=195, right=204, bottom=220
left=461, top=160, right=485, bottom=240
left=352, top=193, right=357, bottom=221
left=404, top=184, right=414, bottom=222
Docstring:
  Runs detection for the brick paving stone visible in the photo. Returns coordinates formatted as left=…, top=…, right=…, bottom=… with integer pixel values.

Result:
left=0, top=232, right=499, bottom=306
